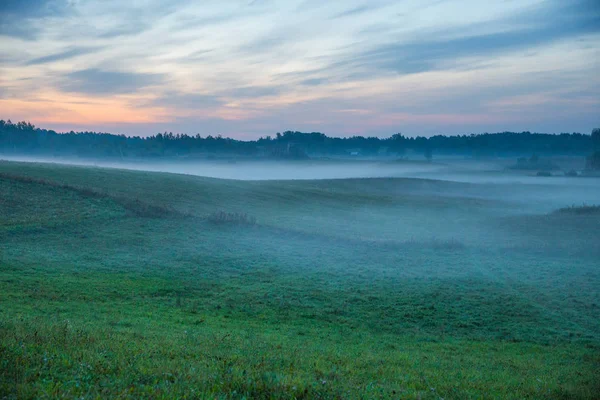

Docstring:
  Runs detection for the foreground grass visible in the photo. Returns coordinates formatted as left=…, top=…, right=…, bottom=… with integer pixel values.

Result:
left=1, top=160, right=599, bottom=398
left=2, top=261, right=598, bottom=399
left=3, top=312, right=597, bottom=399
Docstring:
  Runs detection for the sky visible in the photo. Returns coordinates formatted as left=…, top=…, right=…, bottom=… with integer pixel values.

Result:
left=0, top=0, right=599, bottom=138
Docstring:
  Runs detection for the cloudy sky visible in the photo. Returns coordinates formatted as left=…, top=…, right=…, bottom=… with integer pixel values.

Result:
left=1, top=0, right=599, bottom=138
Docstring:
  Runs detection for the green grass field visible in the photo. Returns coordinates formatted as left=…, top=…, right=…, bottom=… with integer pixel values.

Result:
left=1, top=160, right=599, bottom=399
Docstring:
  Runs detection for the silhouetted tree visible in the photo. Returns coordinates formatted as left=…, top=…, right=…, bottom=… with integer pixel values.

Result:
left=587, top=152, right=600, bottom=170
left=592, top=128, right=600, bottom=150
left=424, top=147, right=433, bottom=161
left=0, top=119, right=595, bottom=160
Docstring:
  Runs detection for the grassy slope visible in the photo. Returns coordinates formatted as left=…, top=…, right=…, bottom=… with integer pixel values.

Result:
left=0, top=160, right=599, bottom=399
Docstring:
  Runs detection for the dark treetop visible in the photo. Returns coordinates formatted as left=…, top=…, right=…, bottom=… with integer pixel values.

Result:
left=0, top=120, right=596, bottom=160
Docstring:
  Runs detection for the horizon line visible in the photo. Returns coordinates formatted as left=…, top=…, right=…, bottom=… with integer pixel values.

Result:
left=1, top=118, right=594, bottom=141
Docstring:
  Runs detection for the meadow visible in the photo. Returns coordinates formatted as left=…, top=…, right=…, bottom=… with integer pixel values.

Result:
left=0, top=159, right=599, bottom=399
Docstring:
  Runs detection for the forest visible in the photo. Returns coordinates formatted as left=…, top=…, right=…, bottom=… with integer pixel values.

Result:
left=0, top=120, right=597, bottom=160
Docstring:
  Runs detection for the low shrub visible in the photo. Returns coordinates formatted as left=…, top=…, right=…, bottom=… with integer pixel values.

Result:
left=120, top=198, right=176, bottom=218
left=553, top=205, right=600, bottom=215
left=207, top=211, right=257, bottom=226
left=508, top=156, right=558, bottom=171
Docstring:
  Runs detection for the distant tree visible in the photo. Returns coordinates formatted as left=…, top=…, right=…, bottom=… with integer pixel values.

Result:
left=390, top=132, right=407, bottom=155
left=0, top=120, right=596, bottom=159
left=585, top=129, right=600, bottom=171
left=592, top=128, right=600, bottom=149
left=424, top=147, right=433, bottom=162
left=587, top=152, right=600, bottom=170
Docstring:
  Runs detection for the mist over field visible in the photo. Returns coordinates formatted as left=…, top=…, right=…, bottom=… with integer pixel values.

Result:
left=0, top=154, right=444, bottom=180
left=2, top=0, right=600, bottom=397
left=3, top=153, right=599, bottom=209
left=2, top=124, right=600, bottom=399
left=2, top=145, right=600, bottom=399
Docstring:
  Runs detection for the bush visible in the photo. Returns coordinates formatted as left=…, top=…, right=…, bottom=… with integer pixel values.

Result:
left=509, top=156, right=558, bottom=171
left=536, top=171, right=552, bottom=177
left=586, top=151, right=600, bottom=170
left=207, top=211, right=257, bottom=226
left=564, top=170, right=578, bottom=177
left=553, top=205, right=600, bottom=215
left=120, top=198, right=175, bottom=218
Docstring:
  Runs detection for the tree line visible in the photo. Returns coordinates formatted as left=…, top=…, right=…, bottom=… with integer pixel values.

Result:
left=0, top=119, right=596, bottom=160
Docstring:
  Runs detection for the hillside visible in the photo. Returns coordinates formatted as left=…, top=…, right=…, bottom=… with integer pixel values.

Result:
left=1, top=160, right=599, bottom=398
